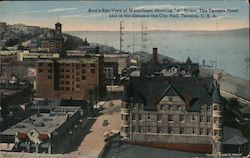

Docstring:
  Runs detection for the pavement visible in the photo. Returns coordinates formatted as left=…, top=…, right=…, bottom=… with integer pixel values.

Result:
left=66, top=100, right=121, bottom=158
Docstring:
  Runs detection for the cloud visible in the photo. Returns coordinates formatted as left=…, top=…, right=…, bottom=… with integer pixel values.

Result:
left=48, top=8, right=77, bottom=13
left=19, top=7, right=78, bottom=14
left=61, top=13, right=104, bottom=18
left=134, top=4, right=200, bottom=10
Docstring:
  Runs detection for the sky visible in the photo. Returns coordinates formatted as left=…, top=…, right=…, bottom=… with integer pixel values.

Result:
left=0, top=1, right=249, bottom=31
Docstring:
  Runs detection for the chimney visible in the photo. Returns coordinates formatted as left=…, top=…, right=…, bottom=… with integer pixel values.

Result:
left=152, top=48, right=158, bottom=64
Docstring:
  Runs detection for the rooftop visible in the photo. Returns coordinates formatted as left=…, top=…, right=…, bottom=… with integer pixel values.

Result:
left=37, top=56, right=101, bottom=64
left=1, top=106, right=79, bottom=135
left=123, top=76, right=215, bottom=111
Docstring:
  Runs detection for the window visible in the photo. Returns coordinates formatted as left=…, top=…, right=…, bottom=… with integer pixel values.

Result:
left=91, top=63, right=96, bottom=67
left=200, top=128, right=204, bottom=135
left=48, top=63, right=52, bottom=67
left=81, top=69, right=86, bottom=73
left=76, top=84, right=80, bottom=88
left=139, top=114, right=142, bottom=121
left=214, top=117, right=221, bottom=124
left=47, top=69, right=52, bottom=73
left=147, top=126, right=151, bottom=133
left=60, top=81, right=64, bottom=85
left=76, top=78, right=80, bottom=82
left=177, top=106, right=182, bottom=111
left=157, top=127, right=162, bottom=133
left=60, top=87, right=64, bottom=90
left=168, top=127, right=173, bottom=134
left=81, top=64, right=86, bottom=67
left=66, top=87, right=70, bottom=91
left=66, top=75, right=70, bottom=79
left=65, top=81, right=69, bottom=85
left=214, top=105, right=218, bottom=110
left=180, top=127, right=184, bottom=134
left=76, top=64, right=80, bottom=69
left=169, top=96, right=173, bottom=101
left=139, top=126, right=144, bottom=133
left=60, top=75, right=64, bottom=78
left=38, top=68, right=43, bottom=73
left=192, top=128, right=196, bottom=134
left=207, top=105, right=211, bottom=111
left=38, top=63, right=43, bottom=67
left=76, top=72, right=80, bottom=76
left=91, top=69, right=96, bottom=73
left=125, top=115, right=129, bottom=121
left=132, top=126, right=135, bottom=132
left=66, top=69, right=70, bottom=73
left=180, top=115, right=184, bottom=122
left=147, top=114, right=151, bottom=120
left=60, top=69, right=64, bottom=72
left=48, top=75, right=52, bottom=79
left=72, top=87, right=74, bottom=91
left=132, top=114, right=136, bottom=120
left=81, top=76, right=86, bottom=80
left=200, top=116, right=204, bottom=122
left=207, top=128, right=212, bottom=135
left=192, top=115, right=196, bottom=121
left=168, top=115, right=173, bottom=122
left=207, top=116, right=211, bottom=123
left=214, top=130, right=222, bottom=136
left=159, top=104, right=164, bottom=110
left=157, top=114, right=162, bottom=121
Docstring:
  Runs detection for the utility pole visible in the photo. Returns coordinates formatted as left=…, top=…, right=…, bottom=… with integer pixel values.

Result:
left=120, top=21, right=124, bottom=53
left=132, top=23, right=135, bottom=54
left=141, top=22, right=148, bottom=53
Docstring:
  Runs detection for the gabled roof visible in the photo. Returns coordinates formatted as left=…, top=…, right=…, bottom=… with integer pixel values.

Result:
left=125, top=76, right=215, bottom=111
left=212, top=85, right=223, bottom=104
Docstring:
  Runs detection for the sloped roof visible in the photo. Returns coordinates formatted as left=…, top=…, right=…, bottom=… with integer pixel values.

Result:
left=124, top=76, right=215, bottom=111
left=212, top=86, right=223, bottom=104
left=222, top=127, right=248, bottom=145
left=239, top=106, right=250, bottom=115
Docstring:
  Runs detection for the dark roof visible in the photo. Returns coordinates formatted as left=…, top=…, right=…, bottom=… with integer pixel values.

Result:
left=208, top=81, right=215, bottom=95
left=140, top=62, right=199, bottom=77
left=124, top=76, right=215, bottom=111
left=222, top=127, right=248, bottom=145
left=212, top=84, right=223, bottom=104
left=59, top=99, right=86, bottom=106
left=239, top=106, right=250, bottom=115
left=186, top=57, right=192, bottom=64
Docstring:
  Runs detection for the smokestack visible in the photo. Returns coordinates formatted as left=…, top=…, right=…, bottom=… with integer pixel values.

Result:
left=152, top=48, right=158, bottom=64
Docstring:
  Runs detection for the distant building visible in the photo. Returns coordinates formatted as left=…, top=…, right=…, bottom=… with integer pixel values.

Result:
left=121, top=76, right=225, bottom=154
left=103, top=62, right=119, bottom=85
left=41, top=22, right=63, bottom=55
left=0, top=106, right=81, bottom=154
left=104, top=53, right=129, bottom=75
left=36, top=55, right=105, bottom=100
left=140, top=48, right=199, bottom=77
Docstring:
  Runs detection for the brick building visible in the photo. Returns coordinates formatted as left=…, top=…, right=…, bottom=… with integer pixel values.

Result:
left=41, top=22, right=63, bottom=54
left=0, top=106, right=82, bottom=154
left=36, top=55, right=104, bottom=100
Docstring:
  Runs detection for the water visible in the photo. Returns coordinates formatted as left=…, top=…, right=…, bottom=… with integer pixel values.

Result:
left=67, top=29, right=249, bottom=80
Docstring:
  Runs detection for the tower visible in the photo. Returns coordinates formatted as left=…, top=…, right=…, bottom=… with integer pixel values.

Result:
left=55, top=22, right=62, bottom=38
left=120, top=84, right=131, bottom=140
left=212, top=82, right=223, bottom=155
left=120, top=21, right=124, bottom=53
